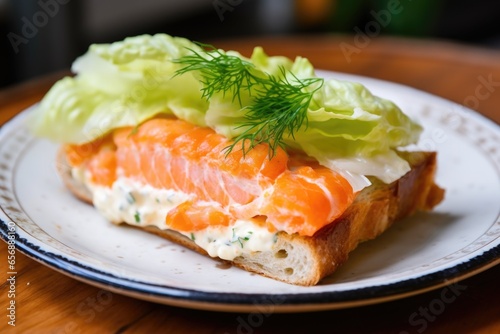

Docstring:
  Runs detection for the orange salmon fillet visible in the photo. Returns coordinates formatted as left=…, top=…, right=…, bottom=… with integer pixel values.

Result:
left=64, top=117, right=355, bottom=236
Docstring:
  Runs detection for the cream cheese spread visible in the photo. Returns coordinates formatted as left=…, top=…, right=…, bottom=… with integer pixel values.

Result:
left=79, top=170, right=277, bottom=260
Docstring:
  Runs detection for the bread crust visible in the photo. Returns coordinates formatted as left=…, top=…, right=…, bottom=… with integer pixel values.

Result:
left=57, top=149, right=444, bottom=286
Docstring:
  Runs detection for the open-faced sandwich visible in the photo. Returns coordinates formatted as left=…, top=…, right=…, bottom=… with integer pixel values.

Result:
left=30, top=34, right=444, bottom=286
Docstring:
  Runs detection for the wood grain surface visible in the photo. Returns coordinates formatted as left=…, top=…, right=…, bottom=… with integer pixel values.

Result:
left=1, top=34, right=499, bottom=334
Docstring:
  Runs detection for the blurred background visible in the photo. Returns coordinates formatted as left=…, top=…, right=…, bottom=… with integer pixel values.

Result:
left=1, top=0, right=500, bottom=89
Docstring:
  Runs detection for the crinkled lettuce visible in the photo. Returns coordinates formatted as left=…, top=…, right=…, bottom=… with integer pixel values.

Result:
left=31, top=34, right=207, bottom=144
left=30, top=33, right=422, bottom=189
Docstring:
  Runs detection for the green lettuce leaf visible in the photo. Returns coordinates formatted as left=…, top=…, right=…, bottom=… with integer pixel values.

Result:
left=289, top=78, right=422, bottom=186
left=30, top=34, right=207, bottom=143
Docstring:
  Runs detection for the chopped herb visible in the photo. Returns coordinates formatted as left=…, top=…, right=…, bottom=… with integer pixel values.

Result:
left=190, top=233, right=195, bottom=241
left=134, top=211, right=141, bottom=223
left=230, top=228, right=253, bottom=248
left=155, top=198, right=160, bottom=204
left=126, top=192, right=136, bottom=204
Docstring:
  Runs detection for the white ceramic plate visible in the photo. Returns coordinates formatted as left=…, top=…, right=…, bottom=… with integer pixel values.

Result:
left=1, top=71, right=499, bottom=313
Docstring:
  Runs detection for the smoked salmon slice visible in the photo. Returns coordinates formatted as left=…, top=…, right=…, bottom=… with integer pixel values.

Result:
left=64, top=117, right=356, bottom=236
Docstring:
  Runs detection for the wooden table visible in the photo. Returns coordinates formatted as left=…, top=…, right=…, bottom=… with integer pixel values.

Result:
left=1, top=35, right=499, bottom=333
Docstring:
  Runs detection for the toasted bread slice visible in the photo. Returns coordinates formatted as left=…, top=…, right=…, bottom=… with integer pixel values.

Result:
left=57, top=149, right=444, bottom=286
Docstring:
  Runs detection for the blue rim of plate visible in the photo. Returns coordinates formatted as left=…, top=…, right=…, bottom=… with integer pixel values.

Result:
left=1, top=212, right=499, bottom=310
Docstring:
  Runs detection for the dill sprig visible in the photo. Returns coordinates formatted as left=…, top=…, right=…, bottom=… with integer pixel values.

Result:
left=174, top=45, right=323, bottom=157
left=230, top=70, right=323, bottom=156
left=174, top=45, right=257, bottom=105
